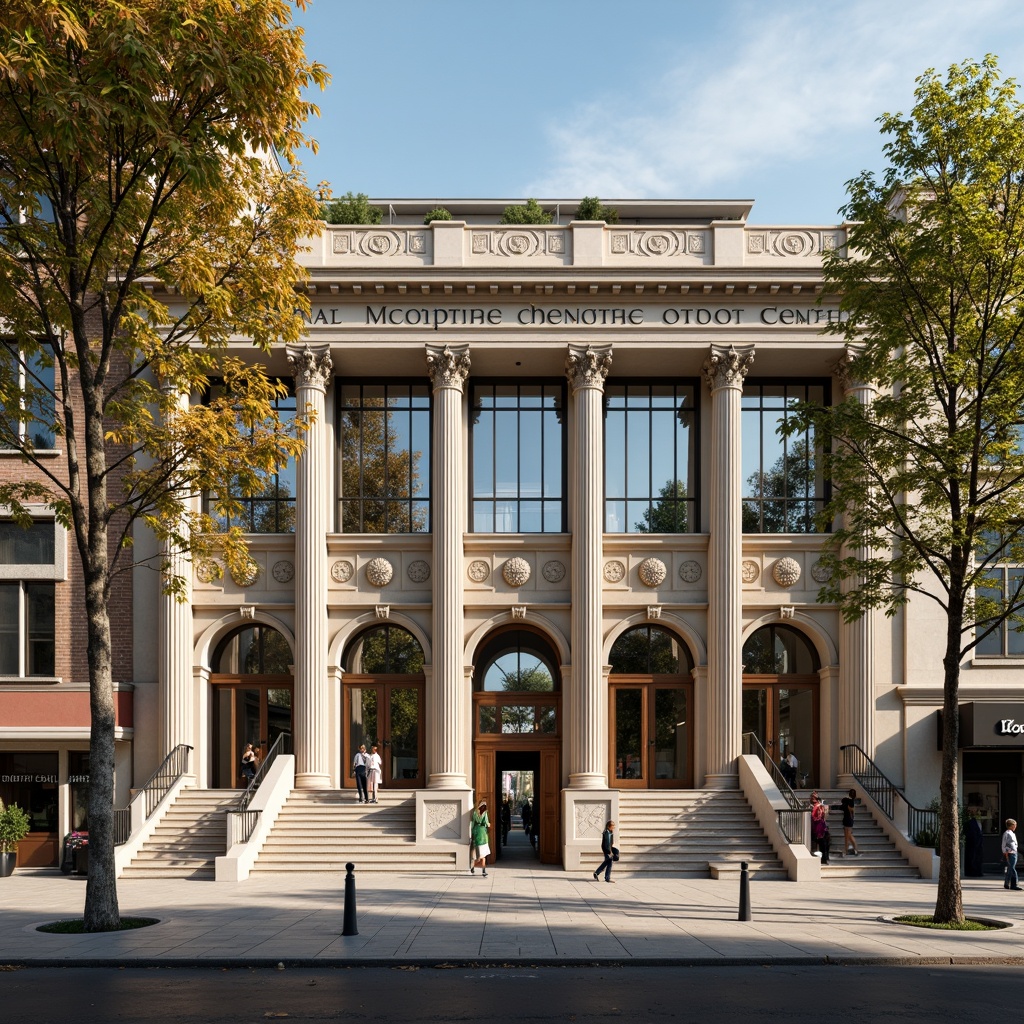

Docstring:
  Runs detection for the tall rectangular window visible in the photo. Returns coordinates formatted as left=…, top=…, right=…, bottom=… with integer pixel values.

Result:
left=339, top=383, right=431, bottom=533
left=0, top=581, right=55, bottom=676
left=976, top=565, right=1024, bottom=657
left=203, top=381, right=297, bottom=533
left=471, top=382, right=564, bottom=533
left=0, top=343, right=56, bottom=450
left=605, top=382, right=698, bottom=533
left=741, top=382, right=828, bottom=534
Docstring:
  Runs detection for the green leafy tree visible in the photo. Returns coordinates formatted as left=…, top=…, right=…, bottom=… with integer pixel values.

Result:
left=423, top=207, right=452, bottom=224
left=500, top=198, right=551, bottom=225
left=635, top=479, right=689, bottom=533
left=575, top=196, right=619, bottom=224
left=0, top=0, right=326, bottom=930
left=793, top=56, right=1024, bottom=925
left=321, top=191, right=384, bottom=225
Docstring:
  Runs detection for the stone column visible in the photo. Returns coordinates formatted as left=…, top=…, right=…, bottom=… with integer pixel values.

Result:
left=566, top=344, right=612, bottom=788
left=703, top=343, right=754, bottom=788
left=158, top=393, right=194, bottom=774
left=836, top=345, right=875, bottom=778
left=426, top=343, right=471, bottom=789
left=287, top=343, right=333, bottom=789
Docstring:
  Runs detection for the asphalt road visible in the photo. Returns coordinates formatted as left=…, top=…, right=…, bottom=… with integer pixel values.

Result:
left=1, top=964, right=1019, bottom=1024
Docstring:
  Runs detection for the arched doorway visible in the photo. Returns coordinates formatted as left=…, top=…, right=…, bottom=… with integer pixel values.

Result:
left=472, top=627, right=562, bottom=865
left=342, top=624, right=425, bottom=789
left=742, top=623, right=820, bottom=787
left=609, top=624, right=695, bottom=788
left=210, top=624, right=293, bottom=788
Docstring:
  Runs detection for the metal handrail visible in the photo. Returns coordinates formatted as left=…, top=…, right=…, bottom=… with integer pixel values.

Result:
left=113, top=743, right=193, bottom=846
left=840, top=743, right=938, bottom=844
left=235, top=733, right=285, bottom=815
left=741, top=732, right=810, bottom=812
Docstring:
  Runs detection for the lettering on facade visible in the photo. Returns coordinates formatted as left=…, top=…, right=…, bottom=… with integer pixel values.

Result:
left=1, top=774, right=58, bottom=783
left=999, top=719, right=1024, bottom=736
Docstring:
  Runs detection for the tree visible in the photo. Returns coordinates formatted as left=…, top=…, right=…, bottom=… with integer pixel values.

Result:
left=322, top=191, right=383, bottom=225
left=635, top=478, right=689, bottom=533
left=423, top=207, right=452, bottom=224
left=0, top=0, right=326, bottom=930
left=574, top=196, right=619, bottom=224
left=500, top=198, right=551, bottom=225
left=794, top=56, right=1024, bottom=924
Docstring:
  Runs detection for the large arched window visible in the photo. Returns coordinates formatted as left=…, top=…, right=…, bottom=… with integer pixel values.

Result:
left=609, top=625, right=693, bottom=788
left=742, top=624, right=820, bottom=788
left=473, top=629, right=560, bottom=736
left=342, top=624, right=425, bottom=788
left=213, top=624, right=292, bottom=674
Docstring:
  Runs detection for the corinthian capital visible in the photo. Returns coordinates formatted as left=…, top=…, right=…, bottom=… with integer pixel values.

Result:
left=425, top=343, right=471, bottom=390
left=565, top=344, right=613, bottom=392
left=835, top=344, right=873, bottom=397
left=702, top=344, right=754, bottom=392
left=286, top=344, right=333, bottom=391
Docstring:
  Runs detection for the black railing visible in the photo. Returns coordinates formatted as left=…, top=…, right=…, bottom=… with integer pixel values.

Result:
left=113, top=743, right=193, bottom=846
left=742, top=731, right=810, bottom=844
left=228, top=733, right=286, bottom=845
left=840, top=743, right=938, bottom=845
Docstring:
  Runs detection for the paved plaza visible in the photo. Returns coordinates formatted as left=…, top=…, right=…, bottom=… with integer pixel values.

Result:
left=1, top=866, right=1022, bottom=967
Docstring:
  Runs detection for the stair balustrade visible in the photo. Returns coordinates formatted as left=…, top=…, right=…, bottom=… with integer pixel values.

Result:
left=114, top=743, right=193, bottom=846
left=741, top=731, right=809, bottom=844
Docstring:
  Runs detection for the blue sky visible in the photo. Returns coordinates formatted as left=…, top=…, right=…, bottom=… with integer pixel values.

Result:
left=293, top=0, right=1024, bottom=224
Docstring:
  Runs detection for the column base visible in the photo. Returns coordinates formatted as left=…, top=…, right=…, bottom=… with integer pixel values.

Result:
left=428, top=772, right=470, bottom=790
left=416, top=789, right=473, bottom=870
left=563, top=788, right=619, bottom=870
left=294, top=772, right=332, bottom=790
left=567, top=772, right=608, bottom=790
left=703, top=771, right=740, bottom=790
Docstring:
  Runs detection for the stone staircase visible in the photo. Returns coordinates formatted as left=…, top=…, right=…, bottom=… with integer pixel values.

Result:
left=804, top=789, right=920, bottom=879
left=120, top=788, right=241, bottom=879
left=249, top=790, right=457, bottom=874
left=581, top=790, right=788, bottom=880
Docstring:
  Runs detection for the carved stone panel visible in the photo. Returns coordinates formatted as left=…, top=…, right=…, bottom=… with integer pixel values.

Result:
left=741, top=560, right=760, bottom=584
left=679, top=559, right=702, bottom=583
left=575, top=801, right=611, bottom=839
left=425, top=800, right=462, bottom=840
left=271, top=560, right=294, bottom=584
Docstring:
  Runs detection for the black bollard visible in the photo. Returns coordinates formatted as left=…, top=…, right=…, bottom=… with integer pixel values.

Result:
left=342, top=861, right=359, bottom=936
left=738, top=860, right=751, bottom=921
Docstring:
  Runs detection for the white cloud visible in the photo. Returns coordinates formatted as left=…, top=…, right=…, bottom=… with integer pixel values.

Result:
left=526, top=0, right=1024, bottom=200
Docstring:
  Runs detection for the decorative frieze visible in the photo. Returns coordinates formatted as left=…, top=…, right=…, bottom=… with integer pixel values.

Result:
left=470, top=229, right=568, bottom=258
left=746, top=229, right=844, bottom=258
left=330, top=228, right=428, bottom=258
left=609, top=230, right=708, bottom=258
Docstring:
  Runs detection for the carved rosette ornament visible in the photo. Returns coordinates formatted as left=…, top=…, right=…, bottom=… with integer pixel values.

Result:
left=772, top=557, right=802, bottom=588
left=638, top=556, right=668, bottom=588
left=810, top=561, right=832, bottom=584
left=502, top=556, right=531, bottom=587
left=425, top=343, right=471, bottom=391
left=702, top=344, right=755, bottom=392
left=542, top=560, right=566, bottom=583
left=565, top=344, right=613, bottom=392
left=679, top=559, right=702, bottom=583
left=271, top=560, right=295, bottom=584
left=741, top=559, right=760, bottom=584
left=195, top=558, right=222, bottom=584
left=331, top=559, right=354, bottom=584
left=407, top=560, right=431, bottom=583
left=285, top=343, right=333, bottom=392
left=230, top=558, right=260, bottom=588
left=467, top=559, right=490, bottom=583
left=603, top=560, right=626, bottom=583
left=365, top=557, right=394, bottom=588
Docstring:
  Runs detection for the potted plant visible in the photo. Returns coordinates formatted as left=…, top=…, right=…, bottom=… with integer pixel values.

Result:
left=0, top=798, right=31, bottom=876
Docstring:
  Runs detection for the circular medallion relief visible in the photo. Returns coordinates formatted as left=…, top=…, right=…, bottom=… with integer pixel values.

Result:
left=772, top=556, right=802, bottom=588
left=195, top=558, right=222, bottom=584
left=230, top=558, right=260, bottom=588
left=679, top=559, right=702, bottom=584
left=467, top=559, right=490, bottom=583
left=271, top=560, right=294, bottom=584
left=507, top=234, right=530, bottom=254
left=603, top=560, right=626, bottom=584
left=741, top=560, right=761, bottom=584
left=407, top=559, right=431, bottom=583
left=810, top=561, right=832, bottom=584
left=542, top=560, right=566, bottom=583
left=502, top=556, right=531, bottom=587
left=331, top=559, right=355, bottom=584
left=366, top=557, right=394, bottom=588
left=638, top=556, right=668, bottom=588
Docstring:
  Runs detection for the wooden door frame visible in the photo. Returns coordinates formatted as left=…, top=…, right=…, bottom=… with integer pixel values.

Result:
left=211, top=675, right=293, bottom=788
left=343, top=676, right=426, bottom=789
left=609, top=676, right=695, bottom=789
left=742, top=675, right=819, bottom=786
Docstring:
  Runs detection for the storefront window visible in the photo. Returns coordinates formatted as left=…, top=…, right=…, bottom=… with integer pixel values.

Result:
left=69, top=751, right=89, bottom=831
left=0, top=751, right=58, bottom=833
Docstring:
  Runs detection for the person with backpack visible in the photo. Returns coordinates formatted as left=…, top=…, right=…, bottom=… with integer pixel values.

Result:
left=593, top=820, right=618, bottom=882
left=811, top=793, right=831, bottom=865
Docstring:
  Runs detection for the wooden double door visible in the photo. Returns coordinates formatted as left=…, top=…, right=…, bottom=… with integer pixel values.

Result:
left=344, top=678, right=425, bottom=788
left=610, top=680, right=693, bottom=788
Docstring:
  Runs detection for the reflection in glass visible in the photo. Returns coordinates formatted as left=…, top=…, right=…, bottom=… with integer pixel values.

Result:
left=609, top=625, right=691, bottom=674
left=345, top=625, right=424, bottom=674
left=478, top=705, right=498, bottom=733
left=389, top=687, right=419, bottom=780
left=653, top=688, right=688, bottom=780
left=350, top=687, right=378, bottom=750
left=742, top=625, right=819, bottom=674
left=502, top=705, right=536, bottom=733
left=615, top=689, right=643, bottom=779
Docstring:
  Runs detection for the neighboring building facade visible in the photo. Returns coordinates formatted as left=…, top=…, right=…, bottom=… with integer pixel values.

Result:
left=5, top=198, right=1023, bottom=869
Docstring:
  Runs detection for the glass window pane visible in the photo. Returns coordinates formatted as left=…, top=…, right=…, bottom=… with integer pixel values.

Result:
left=26, top=583, right=54, bottom=676
left=615, top=689, right=643, bottom=778
left=0, top=520, right=55, bottom=564
left=654, top=689, right=688, bottom=780
left=350, top=687, right=378, bottom=749
left=502, top=705, right=535, bottom=733
left=0, top=584, right=18, bottom=674
left=389, top=687, right=420, bottom=781
left=478, top=704, right=498, bottom=733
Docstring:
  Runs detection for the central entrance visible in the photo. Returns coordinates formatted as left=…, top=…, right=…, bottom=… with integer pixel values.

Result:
left=471, top=626, right=562, bottom=864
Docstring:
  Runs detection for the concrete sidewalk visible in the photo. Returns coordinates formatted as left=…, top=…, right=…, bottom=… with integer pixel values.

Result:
left=1, top=866, right=1022, bottom=967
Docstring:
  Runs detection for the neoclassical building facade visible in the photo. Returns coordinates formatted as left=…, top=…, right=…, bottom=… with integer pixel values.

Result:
left=5, top=198, right=1023, bottom=869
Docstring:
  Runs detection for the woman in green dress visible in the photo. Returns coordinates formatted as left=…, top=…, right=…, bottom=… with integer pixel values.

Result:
left=470, top=800, right=491, bottom=876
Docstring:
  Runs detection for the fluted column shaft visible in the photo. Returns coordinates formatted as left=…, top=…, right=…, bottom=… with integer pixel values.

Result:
left=426, top=344, right=471, bottom=789
left=567, top=344, right=612, bottom=788
left=703, top=344, right=754, bottom=787
left=158, top=389, right=194, bottom=771
left=288, top=344, right=333, bottom=789
left=837, top=346, right=875, bottom=764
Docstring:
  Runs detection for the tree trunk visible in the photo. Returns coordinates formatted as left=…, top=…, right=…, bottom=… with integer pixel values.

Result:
left=933, top=605, right=964, bottom=924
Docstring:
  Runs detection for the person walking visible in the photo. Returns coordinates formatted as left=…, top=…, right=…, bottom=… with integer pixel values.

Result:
left=366, top=744, right=383, bottom=803
left=811, top=794, right=831, bottom=865
left=840, top=789, right=860, bottom=856
left=593, top=820, right=617, bottom=882
left=1002, top=818, right=1019, bottom=890
left=470, top=800, right=491, bottom=876
left=352, top=743, right=370, bottom=803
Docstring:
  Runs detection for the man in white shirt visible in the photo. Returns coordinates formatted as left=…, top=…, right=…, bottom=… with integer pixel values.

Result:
left=1002, top=818, right=1019, bottom=891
